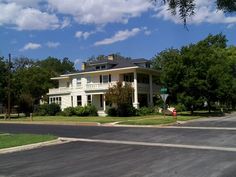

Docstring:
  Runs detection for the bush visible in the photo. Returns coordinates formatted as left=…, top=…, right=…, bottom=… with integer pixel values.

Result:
left=117, top=103, right=136, bottom=117
left=137, top=107, right=155, bottom=116
left=86, top=104, right=98, bottom=116
left=175, top=103, right=186, bottom=112
left=74, top=105, right=98, bottom=116
left=36, top=104, right=48, bottom=116
left=37, top=103, right=61, bottom=116
left=62, top=107, right=75, bottom=116
left=107, top=107, right=117, bottom=117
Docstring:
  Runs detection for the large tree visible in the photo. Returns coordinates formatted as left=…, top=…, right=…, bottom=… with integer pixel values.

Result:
left=8, top=56, right=76, bottom=115
left=0, top=57, right=7, bottom=105
left=153, top=34, right=235, bottom=113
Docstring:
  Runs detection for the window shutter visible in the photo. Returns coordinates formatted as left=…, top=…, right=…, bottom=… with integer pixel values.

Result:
left=100, top=75, right=102, bottom=83
left=109, top=74, right=111, bottom=82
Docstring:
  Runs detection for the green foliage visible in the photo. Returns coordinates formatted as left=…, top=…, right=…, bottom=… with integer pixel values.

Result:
left=153, top=33, right=236, bottom=113
left=105, top=81, right=133, bottom=107
left=107, top=104, right=136, bottom=117
left=0, top=57, right=7, bottom=104
left=105, top=82, right=136, bottom=117
left=137, top=107, right=155, bottom=116
left=18, top=93, right=34, bottom=116
left=117, top=103, right=137, bottom=117
left=37, top=103, right=61, bottom=116
left=37, top=57, right=75, bottom=76
left=174, top=103, right=187, bottom=112
left=107, top=107, right=117, bottom=117
left=63, top=105, right=98, bottom=117
left=0, top=56, right=75, bottom=115
left=62, top=107, right=75, bottom=116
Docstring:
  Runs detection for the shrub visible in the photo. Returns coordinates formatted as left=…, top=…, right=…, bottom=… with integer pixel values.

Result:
left=86, top=104, right=98, bottom=116
left=74, top=105, right=98, bottom=116
left=37, top=103, right=61, bottom=116
left=175, top=103, right=186, bottom=112
left=62, top=107, right=75, bottom=116
left=117, top=103, right=136, bottom=117
left=47, top=103, right=61, bottom=116
left=36, top=104, right=48, bottom=116
left=107, top=107, right=117, bottom=117
left=137, top=107, right=155, bottom=116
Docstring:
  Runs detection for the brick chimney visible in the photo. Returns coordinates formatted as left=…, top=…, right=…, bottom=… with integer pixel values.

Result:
left=81, top=62, right=86, bottom=71
left=108, top=54, right=114, bottom=61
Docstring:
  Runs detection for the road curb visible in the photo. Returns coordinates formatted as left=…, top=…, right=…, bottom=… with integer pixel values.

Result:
left=0, top=138, right=70, bottom=155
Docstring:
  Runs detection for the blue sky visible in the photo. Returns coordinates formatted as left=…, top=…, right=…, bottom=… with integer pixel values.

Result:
left=0, top=0, right=236, bottom=69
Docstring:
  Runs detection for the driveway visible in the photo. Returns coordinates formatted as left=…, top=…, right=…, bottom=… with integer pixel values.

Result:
left=0, top=113, right=236, bottom=177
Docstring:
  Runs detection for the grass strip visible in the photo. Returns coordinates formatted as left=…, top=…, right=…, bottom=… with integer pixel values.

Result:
left=0, top=133, right=57, bottom=149
left=0, top=115, right=201, bottom=125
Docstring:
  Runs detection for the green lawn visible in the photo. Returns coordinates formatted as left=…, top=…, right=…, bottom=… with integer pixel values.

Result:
left=118, top=115, right=201, bottom=125
left=0, top=133, right=57, bottom=149
left=0, top=114, right=201, bottom=125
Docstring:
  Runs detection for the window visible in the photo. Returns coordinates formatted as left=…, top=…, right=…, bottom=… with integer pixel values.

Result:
left=58, top=97, right=61, bottom=105
left=50, top=97, right=62, bottom=105
left=124, top=74, right=134, bottom=82
left=87, top=95, right=92, bottom=104
left=109, top=74, right=111, bottom=82
left=77, top=95, right=82, bottom=106
left=99, top=75, right=111, bottom=83
left=96, top=65, right=106, bottom=70
left=103, top=75, right=108, bottom=83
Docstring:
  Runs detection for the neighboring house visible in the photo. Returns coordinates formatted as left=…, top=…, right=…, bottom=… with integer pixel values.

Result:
left=47, top=54, right=160, bottom=116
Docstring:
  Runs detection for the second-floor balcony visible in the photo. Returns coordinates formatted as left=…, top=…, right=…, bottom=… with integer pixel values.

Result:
left=48, top=82, right=159, bottom=95
left=48, top=87, right=71, bottom=95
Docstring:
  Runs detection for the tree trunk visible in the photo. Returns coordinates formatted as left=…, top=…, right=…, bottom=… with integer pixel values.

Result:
left=208, top=101, right=211, bottom=113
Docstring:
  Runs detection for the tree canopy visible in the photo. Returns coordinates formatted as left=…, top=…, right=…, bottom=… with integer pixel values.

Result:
left=152, top=33, right=236, bottom=113
left=0, top=56, right=75, bottom=115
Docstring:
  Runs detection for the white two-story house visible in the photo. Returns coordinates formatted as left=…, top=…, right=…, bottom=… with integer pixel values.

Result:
left=47, top=55, right=160, bottom=115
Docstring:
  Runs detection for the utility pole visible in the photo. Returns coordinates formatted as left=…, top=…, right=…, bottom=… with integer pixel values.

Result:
left=7, top=53, right=11, bottom=120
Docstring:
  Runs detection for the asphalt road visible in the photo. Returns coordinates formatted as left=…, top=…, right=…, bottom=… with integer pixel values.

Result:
left=0, top=113, right=236, bottom=177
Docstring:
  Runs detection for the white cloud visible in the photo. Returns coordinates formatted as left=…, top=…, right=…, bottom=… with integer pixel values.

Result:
left=75, top=31, right=95, bottom=39
left=46, top=41, right=60, bottom=48
left=48, top=0, right=152, bottom=25
left=155, top=0, right=236, bottom=26
left=94, top=28, right=142, bottom=46
left=20, top=42, right=41, bottom=51
left=0, top=0, right=43, bottom=8
left=0, top=2, right=64, bottom=30
left=60, top=17, right=71, bottom=29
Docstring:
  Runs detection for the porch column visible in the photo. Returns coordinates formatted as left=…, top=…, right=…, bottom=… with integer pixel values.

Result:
left=133, top=71, right=139, bottom=109
left=149, top=74, right=153, bottom=106
left=103, top=94, right=106, bottom=111
left=82, top=94, right=87, bottom=106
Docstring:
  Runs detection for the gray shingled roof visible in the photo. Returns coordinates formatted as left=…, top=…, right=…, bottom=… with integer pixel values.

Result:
left=64, top=55, right=151, bottom=75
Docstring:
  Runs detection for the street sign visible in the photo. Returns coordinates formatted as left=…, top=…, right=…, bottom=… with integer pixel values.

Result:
left=160, top=94, right=169, bottom=103
left=160, top=88, right=168, bottom=94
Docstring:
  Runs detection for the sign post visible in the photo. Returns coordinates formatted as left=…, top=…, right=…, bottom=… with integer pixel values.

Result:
left=160, top=88, right=168, bottom=118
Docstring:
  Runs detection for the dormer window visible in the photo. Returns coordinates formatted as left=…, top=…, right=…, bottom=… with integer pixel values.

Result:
left=95, top=65, right=106, bottom=70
